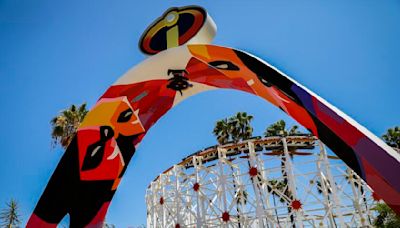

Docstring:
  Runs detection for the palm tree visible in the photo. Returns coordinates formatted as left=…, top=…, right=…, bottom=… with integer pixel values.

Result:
left=373, top=203, right=400, bottom=227
left=264, top=120, right=300, bottom=138
left=0, top=199, right=21, bottom=228
left=229, top=112, right=253, bottom=142
left=267, top=179, right=288, bottom=227
left=264, top=120, right=299, bottom=186
left=51, top=103, right=88, bottom=148
left=315, top=179, right=340, bottom=227
left=212, top=112, right=254, bottom=145
left=264, top=120, right=303, bottom=227
left=371, top=127, right=400, bottom=227
left=230, top=112, right=253, bottom=226
left=213, top=118, right=231, bottom=144
left=382, top=126, right=400, bottom=149
left=213, top=112, right=253, bottom=227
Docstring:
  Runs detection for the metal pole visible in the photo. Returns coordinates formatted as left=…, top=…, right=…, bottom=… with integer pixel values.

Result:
left=217, top=147, right=229, bottom=228
left=316, top=152, right=336, bottom=227
left=173, top=165, right=181, bottom=227
left=160, top=174, right=167, bottom=227
left=318, top=140, right=345, bottom=227
left=256, top=145, right=276, bottom=227
left=346, top=168, right=367, bottom=227
left=193, top=155, right=205, bottom=227
left=282, top=137, right=304, bottom=228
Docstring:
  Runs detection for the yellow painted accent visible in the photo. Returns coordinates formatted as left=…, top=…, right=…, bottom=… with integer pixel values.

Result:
left=147, top=21, right=166, bottom=39
left=188, top=45, right=210, bottom=60
left=80, top=100, right=119, bottom=128
left=166, top=25, right=179, bottom=48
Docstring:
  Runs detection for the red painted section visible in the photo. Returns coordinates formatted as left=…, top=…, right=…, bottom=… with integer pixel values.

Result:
left=362, top=157, right=400, bottom=214
left=186, top=58, right=255, bottom=94
left=101, top=80, right=176, bottom=132
left=312, top=97, right=364, bottom=147
left=87, top=202, right=111, bottom=228
left=273, top=87, right=318, bottom=137
left=77, top=129, right=121, bottom=181
left=26, top=214, right=57, bottom=228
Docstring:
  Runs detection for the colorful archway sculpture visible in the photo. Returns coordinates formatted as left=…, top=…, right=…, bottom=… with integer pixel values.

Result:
left=28, top=6, right=400, bottom=227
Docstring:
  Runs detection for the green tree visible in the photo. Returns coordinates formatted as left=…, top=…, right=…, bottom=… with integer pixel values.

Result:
left=315, top=179, right=340, bottom=227
left=264, top=120, right=300, bottom=138
left=212, top=112, right=254, bottom=145
left=213, top=118, right=231, bottom=144
left=373, top=127, right=400, bottom=227
left=212, top=112, right=253, bottom=227
left=264, top=120, right=301, bottom=188
left=230, top=112, right=253, bottom=226
left=51, top=103, right=88, bottom=148
left=267, top=179, right=287, bottom=227
left=229, top=112, right=253, bottom=142
left=213, top=112, right=253, bottom=145
left=382, top=126, right=400, bottom=149
left=0, top=199, right=21, bottom=228
left=264, top=120, right=303, bottom=227
left=373, top=203, right=400, bottom=228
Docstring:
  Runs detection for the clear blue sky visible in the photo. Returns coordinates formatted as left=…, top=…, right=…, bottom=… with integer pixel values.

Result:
left=0, top=0, right=399, bottom=226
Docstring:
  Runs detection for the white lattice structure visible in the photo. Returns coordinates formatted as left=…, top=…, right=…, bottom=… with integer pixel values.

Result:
left=146, top=136, right=379, bottom=227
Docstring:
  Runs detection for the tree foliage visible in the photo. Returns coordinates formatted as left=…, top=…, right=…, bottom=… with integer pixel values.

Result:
left=212, top=112, right=253, bottom=144
left=382, top=126, right=400, bottom=149
left=213, top=118, right=231, bottom=145
left=229, top=112, right=253, bottom=142
left=374, top=126, right=400, bottom=227
left=373, top=203, right=400, bottom=228
left=51, top=103, right=88, bottom=148
left=0, top=199, right=20, bottom=228
left=264, top=119, right=300, bottom=137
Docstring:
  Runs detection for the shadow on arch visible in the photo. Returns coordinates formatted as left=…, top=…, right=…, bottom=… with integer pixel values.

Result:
left=27, top=44, right=400, bottom=227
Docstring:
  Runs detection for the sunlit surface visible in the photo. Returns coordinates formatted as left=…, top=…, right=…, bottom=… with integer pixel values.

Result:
left=146, top=136, right=378, bottom=227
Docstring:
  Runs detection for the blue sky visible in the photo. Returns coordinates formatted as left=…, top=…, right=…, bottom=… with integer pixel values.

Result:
left=0, top=0, right=399, bottom=226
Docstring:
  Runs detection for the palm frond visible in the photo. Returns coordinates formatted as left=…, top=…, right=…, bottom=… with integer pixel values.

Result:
left=51, top=102, right=89, bottom=149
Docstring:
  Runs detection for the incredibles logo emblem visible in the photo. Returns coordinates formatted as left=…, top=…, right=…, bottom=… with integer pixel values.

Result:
left=139, top=6, right=207, bottom=55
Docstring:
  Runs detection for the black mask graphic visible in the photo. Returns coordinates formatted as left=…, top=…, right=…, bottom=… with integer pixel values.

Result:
left=81, top=126, right=114, bottom=171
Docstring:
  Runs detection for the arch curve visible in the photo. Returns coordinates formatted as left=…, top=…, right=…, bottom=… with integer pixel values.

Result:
left=28, top=45, right=400, bottom=227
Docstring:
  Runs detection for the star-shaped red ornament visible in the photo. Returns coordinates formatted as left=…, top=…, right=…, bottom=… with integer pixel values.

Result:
left=249, top=167, right=258, bottom=177
left=291, top=199, right=302, bottom=210
left=222, top=211, right=230, bottom=222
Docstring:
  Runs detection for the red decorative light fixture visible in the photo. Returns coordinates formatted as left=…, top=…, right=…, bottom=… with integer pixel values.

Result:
left=193, top=182, right=200, bottom=192
left=222, top=211, right=230, bottom=222
left=249, top=167, right=258, bottom=177
left=291, top=199, right=302, bottom=210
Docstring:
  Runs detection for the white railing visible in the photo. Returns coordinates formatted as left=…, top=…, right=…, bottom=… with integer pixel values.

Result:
left=146, top=136, right=378, bottom=227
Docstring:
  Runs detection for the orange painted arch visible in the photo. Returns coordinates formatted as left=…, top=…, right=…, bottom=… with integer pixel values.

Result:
left=28, top=45, right=400, bottom=227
